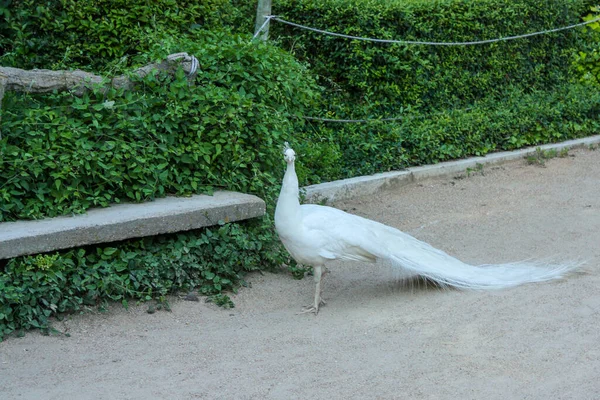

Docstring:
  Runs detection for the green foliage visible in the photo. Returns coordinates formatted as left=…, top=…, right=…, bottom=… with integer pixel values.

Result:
left=273, top=0, right=595, bottom=115
left=261, top=0, right=600, bottom=183
left=294, top=83, right=600, bottom=182
left=0, top=32, right=319, bottom=221
left=255, top=0, right=600, bottom=184
left=573, top=7, right=600, bottom=84
left=0, top=217, right=292, bottom=340
left=288, top=263, right=311, bottom=280
left=0, top=0, right=244, bottom=71
left=0, top=27, right=316, bottom=339
left=525, top=147, right=570, bottom=166
left=206, top=293, right=235, bottom=309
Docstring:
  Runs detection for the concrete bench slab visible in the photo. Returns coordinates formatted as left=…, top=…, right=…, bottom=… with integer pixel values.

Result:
left=0, top=191, right=265, bottom=260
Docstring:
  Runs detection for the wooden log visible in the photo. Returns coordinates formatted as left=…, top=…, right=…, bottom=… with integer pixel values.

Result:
left=0, top=53, right=198, bottom=137
left=0, top=52, right=198, bottom=97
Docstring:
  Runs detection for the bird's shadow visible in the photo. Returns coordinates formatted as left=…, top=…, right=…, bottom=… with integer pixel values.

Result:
left=372, top=275, right=452, bottom=299
left=324, top=265, right=454, bottom=306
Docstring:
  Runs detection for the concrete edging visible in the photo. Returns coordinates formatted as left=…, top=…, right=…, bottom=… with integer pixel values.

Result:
left=303, top=135, right=600, bottom=203
left=0, top=191, right=265, bottom=260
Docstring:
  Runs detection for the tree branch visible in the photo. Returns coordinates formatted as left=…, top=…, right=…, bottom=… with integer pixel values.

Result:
left=0, top=52, right=199, bottom=98
left=0, top=53, right=199, bottom=138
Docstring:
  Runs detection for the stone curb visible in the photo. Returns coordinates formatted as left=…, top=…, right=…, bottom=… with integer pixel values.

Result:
left=303, top=135, right=600, bottom=204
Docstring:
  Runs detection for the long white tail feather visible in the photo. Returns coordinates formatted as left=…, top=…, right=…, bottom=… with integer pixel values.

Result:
left=365, top=221, right=580, bottom=289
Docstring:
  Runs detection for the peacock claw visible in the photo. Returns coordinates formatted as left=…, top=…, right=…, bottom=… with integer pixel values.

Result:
left=298, top=306, right=319, bottom=315
left=298, top=298, right=326, bottom=315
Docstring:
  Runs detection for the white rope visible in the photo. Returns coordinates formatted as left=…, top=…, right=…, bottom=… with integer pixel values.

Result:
left=301, top=107, right=474, bottom=123
left=167, top=52, right=199, bottom=76
left=272, top=16, right=600, bottom=46
left=189, top=55, right=199, bottom=76
left=303, top=116, right=405, bottom=123
left=253, top=15, right=277, bottom=40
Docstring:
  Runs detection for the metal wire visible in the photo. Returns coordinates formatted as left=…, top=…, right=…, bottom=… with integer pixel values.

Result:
left=303, top=116, right=405, bottom=123
left=272, top=16, right=600, bottom=46
left=189, top=56, right=199, bottom=76
left=252, top=15, right=277, bottom=40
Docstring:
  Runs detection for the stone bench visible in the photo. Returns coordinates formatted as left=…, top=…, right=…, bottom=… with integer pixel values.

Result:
left=0, top=191, right=265, bottom=260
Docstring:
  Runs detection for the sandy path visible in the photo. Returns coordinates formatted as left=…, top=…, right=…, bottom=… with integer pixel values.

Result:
left=1, top=148, right=599, bottom=400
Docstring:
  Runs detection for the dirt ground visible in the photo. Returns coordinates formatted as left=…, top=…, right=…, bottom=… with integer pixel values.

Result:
left=1, top=148, right=599, bottom=400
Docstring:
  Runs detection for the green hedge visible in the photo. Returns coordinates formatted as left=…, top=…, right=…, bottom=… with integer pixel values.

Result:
left=294, top=83, right=600, bottom=183
left=263, top=0, right=600, bottom=182
left=0, top=0, right=246, bottom=71
left=573, top=8, right=600, bottom=85
left=0, top=32, right=319, bottom=221
left=272, top=0, right=596, bottom=115
left=0, top=2, right=318, bottom=339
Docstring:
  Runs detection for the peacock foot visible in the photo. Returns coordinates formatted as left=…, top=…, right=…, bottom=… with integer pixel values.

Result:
left=298, top=298, right=326, bottom=315
left=298, top=306, right=319, bottom=315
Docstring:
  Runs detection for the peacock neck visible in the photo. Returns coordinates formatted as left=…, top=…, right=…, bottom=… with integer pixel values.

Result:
left=279, top=161, right=300, bottom=205
left=275, top=160, right=301, bottom=231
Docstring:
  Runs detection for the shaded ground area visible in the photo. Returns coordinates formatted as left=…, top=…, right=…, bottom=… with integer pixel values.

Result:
left=1, top=148, right=599, bottom=400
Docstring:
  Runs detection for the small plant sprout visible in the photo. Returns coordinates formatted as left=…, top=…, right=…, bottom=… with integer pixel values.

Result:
left=466, top=163, right=485, bottom=177
left=526, top=147, right=569, bottom=167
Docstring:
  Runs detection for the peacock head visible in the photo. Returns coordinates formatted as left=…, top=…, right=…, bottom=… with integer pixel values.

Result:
left=283, top=142, right=296, bottom=164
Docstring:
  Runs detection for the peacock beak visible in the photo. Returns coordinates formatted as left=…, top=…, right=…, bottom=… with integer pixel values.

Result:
left=284, top=149, right=296, bottom=163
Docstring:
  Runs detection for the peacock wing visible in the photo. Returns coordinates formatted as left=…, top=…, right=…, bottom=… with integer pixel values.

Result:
left=299, top=204, right=382, bottom=263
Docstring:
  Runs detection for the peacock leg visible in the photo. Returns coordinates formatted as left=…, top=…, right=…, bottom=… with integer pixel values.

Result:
left=299, top=265, right=326, bottom=314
